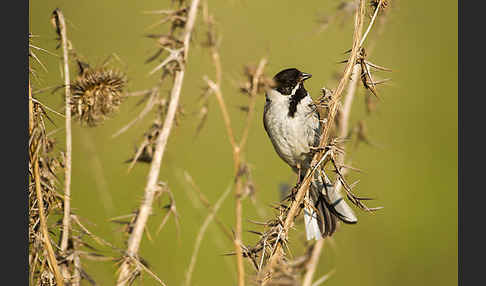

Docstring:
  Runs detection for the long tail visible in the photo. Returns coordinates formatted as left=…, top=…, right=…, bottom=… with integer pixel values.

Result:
left=303, top=170, right=358, bottom=240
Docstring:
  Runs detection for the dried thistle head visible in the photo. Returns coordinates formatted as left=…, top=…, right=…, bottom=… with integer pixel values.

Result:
left=70, top=66, right=127, bottom=126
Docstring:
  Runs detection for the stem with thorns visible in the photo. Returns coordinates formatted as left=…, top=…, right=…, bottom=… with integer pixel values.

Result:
left=53, top=9, right=73, bottom=282
left=72, top=241, right=81, bottom=286
left=202, top=7, right=267, bottom=280
left=29, top=80, right=65, bottom=286
left=301, top=48, right=362, bottom=286
left=359, top=0, right=384, bottom=47
left=205, top=55, right=266, bottom=286
left=339, top=64, right=361, bottom=140
left=116, top=0, right=200, bottom=285
left=235, top=59, right=267, bottom=286
left=260, top=0, right=367, bottom=283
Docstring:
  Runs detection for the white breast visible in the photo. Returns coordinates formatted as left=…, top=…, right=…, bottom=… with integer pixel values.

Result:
left=263, top=89, right=320, bottom=171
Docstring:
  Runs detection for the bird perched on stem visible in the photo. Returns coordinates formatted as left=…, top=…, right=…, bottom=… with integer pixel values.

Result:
left=263, top=68, right=357, bottom=240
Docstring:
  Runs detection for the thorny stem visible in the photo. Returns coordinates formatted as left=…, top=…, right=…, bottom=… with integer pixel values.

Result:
left=318, top=0, right=366, bottom=150
left=239, top=59, right=267, bottom=151
left=205, top=23, right=267, bottom=283
left=234, top=59, right=267, bottom=286
left=53, top=9, right=73, bottom=282
left=29, top=81, right=65, bottom=286
left=302, top=49, right=362, bottom=286
left=206, top=80, right=237, bottom=150
left=334, top=0, right=385, bottom=191
left=339, top=64, right=361, bottom=142
left=359, top=0, right=384, bottom=47
left=72, top=241, right=81, bottom=286
left=260, top=0, right=367, bottom=283
left=234, top=174, right=245, bottom=286
left=116, top=0, right=201, bottom=285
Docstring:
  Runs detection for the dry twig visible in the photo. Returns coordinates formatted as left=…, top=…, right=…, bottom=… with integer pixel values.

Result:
left=52, top=9, right=74, bottom=283
left=204, top=53, right=267, bottom=286
left=201, top=5, right=269, bottom=284
left=29, top=79, right=65, bottom=286
left=116, top=0, right=201, bottom=285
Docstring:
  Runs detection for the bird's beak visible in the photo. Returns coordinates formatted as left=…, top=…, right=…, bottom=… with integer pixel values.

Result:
left=301, top=73, right=312, bottom=81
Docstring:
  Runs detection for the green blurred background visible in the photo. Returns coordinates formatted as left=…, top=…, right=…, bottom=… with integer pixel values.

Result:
left=29, top=0, right=457, bottom=285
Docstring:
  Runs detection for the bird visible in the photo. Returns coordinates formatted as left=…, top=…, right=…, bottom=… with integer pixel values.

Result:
left=263, top=67, right=358, bottom=240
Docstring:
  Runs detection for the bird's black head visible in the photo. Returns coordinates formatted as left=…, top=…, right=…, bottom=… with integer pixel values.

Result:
left=272, top=68, right=312, bottom=96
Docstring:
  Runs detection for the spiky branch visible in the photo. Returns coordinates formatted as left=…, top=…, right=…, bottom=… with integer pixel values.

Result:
left=29, top=79, right=65, bottom=286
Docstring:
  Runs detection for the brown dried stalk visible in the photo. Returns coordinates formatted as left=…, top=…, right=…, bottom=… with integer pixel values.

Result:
left=52, top=9, right=73, bottom=283
left=260, top=0, right=367, bottom=283
left=115, top=0, right=201, bottom=285
left=301, top=63, right=362, bottom=286
left=29, top=80, right=65, bottom=286
left=235, top=60, right=267, bottom=286
left=301, top=59, right=362, bottom=286
left=205, top=55, right=267, bottom=285
left=202, top=6, right=268, bottom=283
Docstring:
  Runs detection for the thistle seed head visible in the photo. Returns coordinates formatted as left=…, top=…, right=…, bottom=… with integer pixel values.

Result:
left=70, top=67, right=127, bottom=126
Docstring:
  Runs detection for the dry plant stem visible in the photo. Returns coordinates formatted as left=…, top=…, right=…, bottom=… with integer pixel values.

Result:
left=233, top=178, right=245, bottom=286
left=29, top=81, right=65, bottom=286
left=301, top=60, right=361, bottom=286
left=184, top=185, right=233, bottom=286
left=301, top=239, right=325, bottom=286
left=206, top=38, right=267, bottom=284
left=359, top=0, right=384, bottom=47
left=318, top=0, right=365, bottom=151
left=261, top=0, right=366, bottom=283
left=73, top=247, right=81, bottom=286
left=339, top=64, right=361, bottom=140
left=207, top=80, right=236, bottom=148
left=55, top=9, right=73, bottom=282
left=233, top=59, right=267, bottom=286
left=116, top=0, right=200, bottom=285
left=205, top=81, right=246, bottom=285
left=333, top=0, right=386, bottom=196
left=112, top=89, right=157, bottom=139
left=240, top=59, right=267, bottom=151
